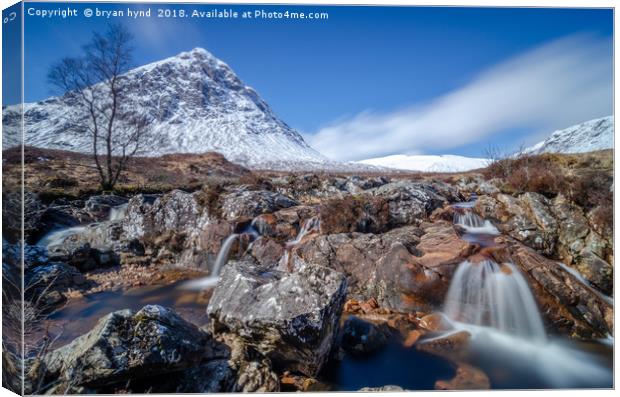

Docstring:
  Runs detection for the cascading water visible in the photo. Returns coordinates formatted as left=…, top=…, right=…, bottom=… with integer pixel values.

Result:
left=277, top=216, right=320, bottom=269
left=181, top=234, right=239, bottom=290
left=430, top=204, right=612, bottom=388
left=453, top=210, right=499, bottom=235
left=37, top=203, right=129, bottom=250
left=444, top=259, right=546, bottom=341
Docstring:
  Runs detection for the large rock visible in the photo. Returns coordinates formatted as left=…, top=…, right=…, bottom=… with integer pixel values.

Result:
left=372, top=181, right=449, bottom=227
left=41, top=305, right=223, bottom=390
left=474, top=193, right=613, bottom=295
left=294, top=222, right=473, bottom=312
left=220, top=188, right=298, bottom=220
left=493, top=238, right=613, bottom=338
left=207, top=259, right=347, bottom=377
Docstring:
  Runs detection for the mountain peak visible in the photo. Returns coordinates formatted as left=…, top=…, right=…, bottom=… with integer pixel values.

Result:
left=7, top=48, right=331, bottom=170
left=524, top=116, right=613, bottom=155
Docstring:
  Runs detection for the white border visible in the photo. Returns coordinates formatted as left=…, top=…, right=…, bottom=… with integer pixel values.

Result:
left=0, top=1, right=616, bottom=397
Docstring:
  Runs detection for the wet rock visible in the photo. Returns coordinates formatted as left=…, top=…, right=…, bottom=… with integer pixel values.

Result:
left=250, top=237, right=285, bottom=267
left=207, top=259, right=347, bottom=377
left=84, top=195, right=128, bottom=221
left=220, top=188, right=298, bottom=220
left=502, top=239, right=613, bottom=338
left=42, top=305, right=221, bottom=389
left=435, top=362, right=490, bottom=390
left=419, top=313, right=451, bottom=333
left=575, top=251, right=613, bottom=294
left=417, top=330, right=471, bottom=359
left=49, top=241, right=119, bottom=272
left=339, top=316, right=391, bottom=355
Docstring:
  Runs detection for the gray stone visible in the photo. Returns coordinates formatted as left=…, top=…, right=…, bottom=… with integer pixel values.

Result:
left=207, top=259, right=347, bottom=377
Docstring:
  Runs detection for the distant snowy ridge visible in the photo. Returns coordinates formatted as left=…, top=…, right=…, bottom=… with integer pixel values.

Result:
left=2, top=48, right=340, bottom=171
left=357, top=154, right=489, bottom=172
left=523, top=116, right=613, bottom=155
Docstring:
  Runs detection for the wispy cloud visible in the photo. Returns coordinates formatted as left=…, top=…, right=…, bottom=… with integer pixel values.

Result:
left=307, top=35, right=612, bottom=161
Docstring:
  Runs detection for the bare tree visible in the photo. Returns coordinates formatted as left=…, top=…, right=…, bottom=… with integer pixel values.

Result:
left=48, top=23, right=150, bottom=191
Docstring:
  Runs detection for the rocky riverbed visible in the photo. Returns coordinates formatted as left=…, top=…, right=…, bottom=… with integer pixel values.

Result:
left=2, top=150, right=614, bottom=393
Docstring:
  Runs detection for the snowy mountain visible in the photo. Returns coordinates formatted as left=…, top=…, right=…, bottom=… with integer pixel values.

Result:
left=523, top=116, right=614, bottom=155
left=358, top=154, right=489, bottom=173
left=2, top=48, right=335, bottom=170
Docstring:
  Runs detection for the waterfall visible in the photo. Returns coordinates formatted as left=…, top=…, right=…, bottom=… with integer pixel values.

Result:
left=211, top=234, right=239, bottom=277
left=444, top=259, right=546, bottom=341
left=277, top=217, right=320, bottom=269
left=556, top=262, right=613, bottom=306
left=37, top=203, right=129, bottom=250
left=181, top=233, right=239, bottom=290
left=108, top=203, right=128, bottom=222
left=453, top=210, right=499, bottom=235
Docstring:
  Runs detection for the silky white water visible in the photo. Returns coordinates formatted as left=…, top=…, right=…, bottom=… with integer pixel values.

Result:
left=444, top=259, right=546, bottom=341
left=556, top=262, right=613, bottom=306
left=453, top=211, right=500, bottom=235
left=277, top=216, right=320, bottom=269
left=436, top=258, right=612, bottom=387
left=182, top=233, right=239, bottom=290
left=37, top=203, right=129, bottom=250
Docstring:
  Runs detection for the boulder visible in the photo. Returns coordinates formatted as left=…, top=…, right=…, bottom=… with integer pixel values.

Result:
left=220, top=188, right=298, bottom=220
left=372, top=181, right=448, bottom=227
left=496, top=238, right=613, bottom=338
left=207, top=259, right=347, bottom=377
left=474, top=193, right=613, bottom=296
left=41, top=305, right=223, bottom=390
left=294, top=223, right=472, bottom=312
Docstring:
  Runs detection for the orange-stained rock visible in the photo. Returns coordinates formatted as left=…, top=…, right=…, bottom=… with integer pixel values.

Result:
left=402, top=330, right=422, bottom=347
left=435, top=362, right=490, bottom=390
left=417, top=330, right=471, bottom=359
left=360, top=297, right=379, bottom=313
left=419, top=313, right=450, bottom=332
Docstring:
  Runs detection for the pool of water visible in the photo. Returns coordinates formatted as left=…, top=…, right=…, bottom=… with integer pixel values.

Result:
left=45, top=281, right=210, bottom=349
left=320, top=339, right=456, bottom=391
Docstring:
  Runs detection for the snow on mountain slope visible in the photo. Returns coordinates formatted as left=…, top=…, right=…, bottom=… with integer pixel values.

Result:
left=358, top=154, right=489, bottom=172
left=523, top=116, right=614, bottom=155
left=2, top=48, right=335, bottom=170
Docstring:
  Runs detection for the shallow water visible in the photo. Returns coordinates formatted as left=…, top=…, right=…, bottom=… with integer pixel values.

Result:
left=45, top=280, right=209, bottom=349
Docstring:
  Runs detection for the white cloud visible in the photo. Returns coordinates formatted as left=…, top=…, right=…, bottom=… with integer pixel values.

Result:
left=307, top=35, right=612, bottom=161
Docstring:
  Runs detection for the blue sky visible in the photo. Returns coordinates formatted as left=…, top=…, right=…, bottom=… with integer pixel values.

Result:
left=14, top=2, right=614, bottom=159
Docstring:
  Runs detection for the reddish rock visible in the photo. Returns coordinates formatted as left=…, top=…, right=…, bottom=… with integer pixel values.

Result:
left=435, top=362, right=490, bottom=390
left=402, top=330, right=422, bottom=347
left=417, top=330, right=470, bottom=359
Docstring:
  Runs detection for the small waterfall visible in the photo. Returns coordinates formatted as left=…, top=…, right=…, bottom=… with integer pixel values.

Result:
left=556, top=262, right=613, bottom=306
left=454, top=210, right=499, bottom=235
left=434, top=259, right=611, bottom=387
left=181, top=234, right=239, bottom=290
left=37, top=226, right=88, bottom=249
left=37, top=203, right=129, bottom=250
left=211, top=234, right=239, bottom=277
left=108, top=203, right=128, bottom=222
left=277, top=217, right=320, bottom=269
left=444, top=259, right=546, bottom=341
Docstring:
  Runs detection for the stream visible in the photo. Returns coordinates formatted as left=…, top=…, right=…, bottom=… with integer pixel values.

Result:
left=38, top=200, right=613, bottom=390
